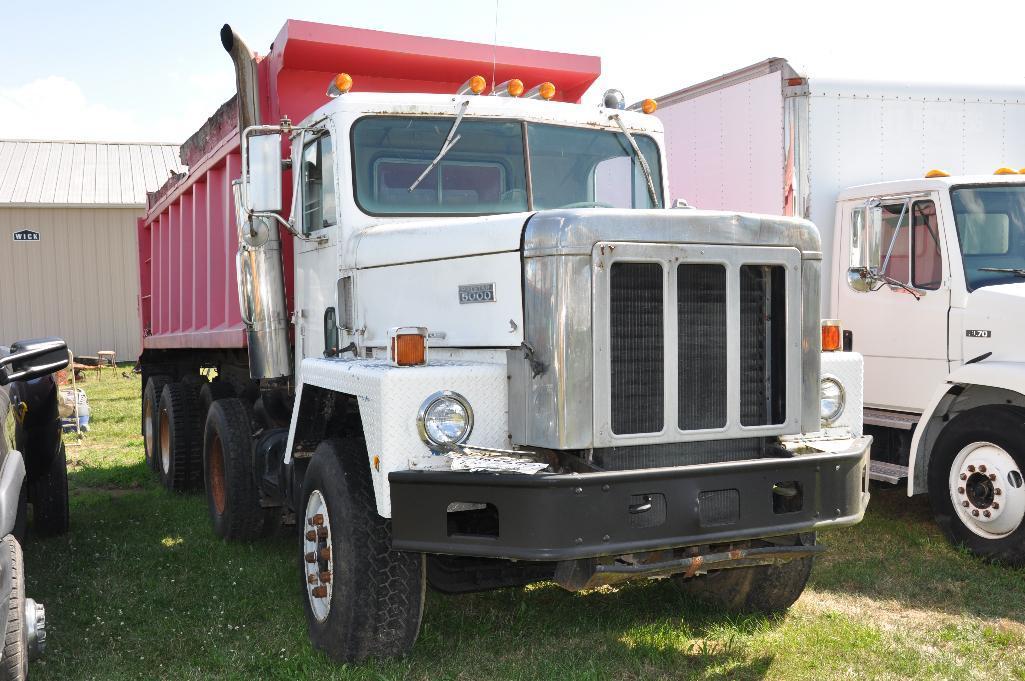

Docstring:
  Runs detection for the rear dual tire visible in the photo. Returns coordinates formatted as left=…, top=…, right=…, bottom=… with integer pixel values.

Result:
left=142, top=376, right=170, bottom=473
left=202, top=398, right=267, bottom=541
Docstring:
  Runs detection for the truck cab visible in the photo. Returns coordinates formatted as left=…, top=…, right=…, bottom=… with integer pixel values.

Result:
left=834, top=173, right=1025, bottom=560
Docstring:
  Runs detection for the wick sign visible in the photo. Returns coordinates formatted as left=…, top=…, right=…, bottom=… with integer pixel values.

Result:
left=13, top=229, right=40, bottom=242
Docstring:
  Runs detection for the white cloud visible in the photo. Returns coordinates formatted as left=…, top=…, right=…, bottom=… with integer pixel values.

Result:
left=0, top=75, right=232, bottom=144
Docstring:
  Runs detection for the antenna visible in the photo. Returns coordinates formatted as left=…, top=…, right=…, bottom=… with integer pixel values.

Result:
left=491, top=0, right=499, bottom=89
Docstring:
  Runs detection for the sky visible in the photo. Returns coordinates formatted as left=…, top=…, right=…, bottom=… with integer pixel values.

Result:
left=2, top=0, right=1025, bottom=144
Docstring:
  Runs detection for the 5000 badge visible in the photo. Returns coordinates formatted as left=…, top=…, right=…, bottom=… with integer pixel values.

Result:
left=458, top=283, right=496, bottom=304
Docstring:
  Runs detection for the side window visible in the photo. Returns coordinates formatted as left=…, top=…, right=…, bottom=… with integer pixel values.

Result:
left=301, top=133, right=336, bottom=234
left=911, top=200, right=942, bottom=290
left=880, top=203, right=910, bottom=282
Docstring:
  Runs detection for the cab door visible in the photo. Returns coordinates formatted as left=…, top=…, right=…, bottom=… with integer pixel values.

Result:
left=836, top=194, right=952, bottom=412
left=293, top=127, right=339, bottom=369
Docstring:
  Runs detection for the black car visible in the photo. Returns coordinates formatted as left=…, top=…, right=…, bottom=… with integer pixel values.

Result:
left=0, top=338, right=71, bottom=680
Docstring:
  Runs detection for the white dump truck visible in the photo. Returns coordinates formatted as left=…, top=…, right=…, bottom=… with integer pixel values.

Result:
left=653, top=57, right=1025, bottom=564
left=138, top=25, right=870, bottom=662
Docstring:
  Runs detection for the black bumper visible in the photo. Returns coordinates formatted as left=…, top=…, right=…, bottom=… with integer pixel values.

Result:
left=390, top=438, right=871, bottom=561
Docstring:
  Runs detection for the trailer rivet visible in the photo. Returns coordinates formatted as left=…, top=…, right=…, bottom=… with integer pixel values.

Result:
left=958, top=487, right=965, bottom=495
left=574, top=537, right=583, bottom=544
left=602, top=535, right=610, bottom=542
left=835, top=465, right=840, bottom=471
left=983, top=510, right=992, bottom=518
left=979, top=465, right=987, bottom=473
left=601, top=484, right=610, bottom=492
left=311, top=586, right=328, bottom=599
left=574, top=487, right=583, bottom=494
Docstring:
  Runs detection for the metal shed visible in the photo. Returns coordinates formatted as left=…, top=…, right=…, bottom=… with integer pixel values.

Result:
left=0, top=140, right=184, bottom=361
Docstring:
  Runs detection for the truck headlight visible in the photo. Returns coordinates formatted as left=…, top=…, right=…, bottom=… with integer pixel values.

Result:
left=417, top=391, right=473, bottom=446
left=820, top=377, right=845, bottom=424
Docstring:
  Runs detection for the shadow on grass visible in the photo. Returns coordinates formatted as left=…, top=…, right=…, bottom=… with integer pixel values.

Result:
left=810, top=483, right=1025, bottom=626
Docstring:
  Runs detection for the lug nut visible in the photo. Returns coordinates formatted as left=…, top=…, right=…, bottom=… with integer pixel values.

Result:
left=305, top=530, right=317, bottom=541
left=980, top=465, right=988, bottom=473
left=307, top=573, right=318, bottom=584
left=963, top=501, right=970, bottom=508
left=989, top=473, right=997, bottom=481
left=960, top=473, right=968, bottom=481
left=305, top=552, right=317, bottom=563
left=319, top=571, right=332, bottom=584
left=311, top=586, right=328, bottom=599
left=968, top=465, right=976, bottom=473
left=305, top=527, right=328, bottom=541
left=983, top=510, right=992, bottom=518
left=996, top=489, right=1003, bottom=496
left=993, top=502, right=1000, bottom=509
left=958, top=487, right=966, bottom=495
left=319, top=547, right=331, bottom=562
left=309, top=514, right=324, bottom=527
left=972, top=509, right=980, bottom=517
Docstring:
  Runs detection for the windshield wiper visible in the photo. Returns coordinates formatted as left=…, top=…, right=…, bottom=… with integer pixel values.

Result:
left=409, top=99, right=470, bottom=192
left=610, top=114, right=660, bottom=208
left=978, top=267, right=1025, bottom=278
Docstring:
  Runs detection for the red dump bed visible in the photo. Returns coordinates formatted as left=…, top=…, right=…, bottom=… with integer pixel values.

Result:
left=137, top=19, right=600, bottom=354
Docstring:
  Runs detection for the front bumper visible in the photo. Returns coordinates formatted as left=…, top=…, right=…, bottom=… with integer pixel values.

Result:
left=390, top=436, right=872, bottom=561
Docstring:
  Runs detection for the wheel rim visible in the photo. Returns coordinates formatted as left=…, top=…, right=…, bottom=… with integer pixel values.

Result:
left=208, top=435, right=226, bottom=515
left=143, top=398, right=154, bottom=460
left=949, top=441, right=1025, bottom=539
left=303, top=490, right=333, bottom=623
left=159, top=410, right=171, bottom=475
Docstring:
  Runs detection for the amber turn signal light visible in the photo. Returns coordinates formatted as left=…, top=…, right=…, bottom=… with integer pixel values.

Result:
left=388, top=327, right=428, bottom=367
left=821, top=319, right=842, bottom=352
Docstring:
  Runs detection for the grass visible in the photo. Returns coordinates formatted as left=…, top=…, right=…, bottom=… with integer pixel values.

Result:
left=25, top=369, right=1025, bottom=680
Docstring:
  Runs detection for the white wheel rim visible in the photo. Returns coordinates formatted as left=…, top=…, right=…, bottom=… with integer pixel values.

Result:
left=949, top=441, right=1025, bottom=539
left=143, top=400, right=154, bottom=456
left=303, top=490, right=333, bottom=622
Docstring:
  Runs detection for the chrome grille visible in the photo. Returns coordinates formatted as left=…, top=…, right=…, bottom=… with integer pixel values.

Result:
left=609, top=263, right=663, bottom=435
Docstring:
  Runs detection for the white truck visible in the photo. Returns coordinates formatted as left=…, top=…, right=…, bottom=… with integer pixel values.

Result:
left=139, top=25, right=871, bottom=662
left=653, top=57, right=1025, bottom=564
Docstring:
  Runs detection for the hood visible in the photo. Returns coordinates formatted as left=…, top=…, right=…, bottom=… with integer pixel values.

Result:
left=353, top=212, right=531, bottom=269
left=963, top=282, right=1025, bottom=361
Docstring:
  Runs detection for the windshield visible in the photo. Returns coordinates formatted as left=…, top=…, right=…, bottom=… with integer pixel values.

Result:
left=351, top=116, right=663, bottom=215
left=951, top=185, right=1025, bottom=290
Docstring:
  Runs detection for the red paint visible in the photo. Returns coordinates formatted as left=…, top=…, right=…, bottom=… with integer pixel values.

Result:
left=138, top=19, right=600, bottom=354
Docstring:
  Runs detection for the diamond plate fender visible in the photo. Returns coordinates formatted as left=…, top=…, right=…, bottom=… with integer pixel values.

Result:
left=818, top=351, right=864, bottom=437
left=286, top=357, right=509, bottom=517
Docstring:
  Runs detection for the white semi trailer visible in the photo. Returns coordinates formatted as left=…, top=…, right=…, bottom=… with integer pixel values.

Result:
left=653, top=58, right=1025, bottom=563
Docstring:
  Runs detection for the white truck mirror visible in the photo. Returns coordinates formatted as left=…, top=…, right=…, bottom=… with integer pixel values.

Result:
left=247, top=133, right=283, bottom=212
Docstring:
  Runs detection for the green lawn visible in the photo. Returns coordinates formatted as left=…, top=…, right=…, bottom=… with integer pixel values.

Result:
left=25, top=371, right=1025, bottom=680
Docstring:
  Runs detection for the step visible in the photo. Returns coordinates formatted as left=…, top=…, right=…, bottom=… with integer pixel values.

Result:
left=869, top=460, right=909, bottom=484
left=864, top=408, right=920, bottom=430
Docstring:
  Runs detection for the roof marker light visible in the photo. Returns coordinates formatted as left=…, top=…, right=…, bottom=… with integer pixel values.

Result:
left=994, top=167, right=1018, bottom=175
left=641, top=98, right=658, bottom=114
left=526, top=82, right=556, bottom=101
left=925, top=169, right=950, bottom=178
left=493, top=79, right=524, bottom=97
left=457, top=75, right=488, bottom=96
left=326, top=73, right=353, bottom=97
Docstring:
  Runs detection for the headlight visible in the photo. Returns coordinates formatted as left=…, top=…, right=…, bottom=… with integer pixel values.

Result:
left=820, top=377, right=845, bottom=424
left=417, top=391, right=473, bottom=447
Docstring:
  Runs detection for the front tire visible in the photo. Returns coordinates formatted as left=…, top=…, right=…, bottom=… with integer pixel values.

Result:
left=0, top=536, right=27, bottom=681
left=928, top=405, right=1025, bottom=565
left=301, top=439, right=425, bottom=663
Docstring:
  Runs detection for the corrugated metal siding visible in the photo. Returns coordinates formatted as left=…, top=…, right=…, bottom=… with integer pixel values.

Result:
left=0, top=206, right=142, bottom=359
left=0, top=141, right=184, bottom=206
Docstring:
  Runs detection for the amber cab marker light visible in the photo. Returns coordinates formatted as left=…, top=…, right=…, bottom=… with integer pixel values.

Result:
left=388, top=326, right=428, bottom=367
left=925, top=169, right=950, bottom=178
left=995, top=167, right=1018, bottom=175
left=641, top=98, right=658, bottom=114
left=326, top=72, right=353, bottom=97
left=457, top=75, right=488, bottom=96
left=526, top=82, right=556, bottom=100
left=821, top=320, right=842, bottom=352
left=493, top=79, right=524, bottom=97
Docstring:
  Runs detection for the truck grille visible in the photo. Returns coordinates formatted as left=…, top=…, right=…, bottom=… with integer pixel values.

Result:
left=605, top=250, right=790, bottom=440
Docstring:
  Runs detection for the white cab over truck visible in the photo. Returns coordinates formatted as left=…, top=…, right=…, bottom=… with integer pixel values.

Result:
left=139, top=27, right=871, bottom=662
left=654, top=57, right=1025, bottom=563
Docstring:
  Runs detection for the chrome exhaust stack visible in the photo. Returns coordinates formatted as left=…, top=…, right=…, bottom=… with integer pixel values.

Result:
left=222, top=25, right=293, bottom=381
